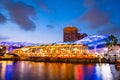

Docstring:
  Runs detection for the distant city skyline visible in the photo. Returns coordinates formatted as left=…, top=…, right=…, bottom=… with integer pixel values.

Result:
left=0, top=0, right=120, bottom=43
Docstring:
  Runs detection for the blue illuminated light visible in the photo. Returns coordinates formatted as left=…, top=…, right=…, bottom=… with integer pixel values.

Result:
left=74, top=35, right=108, bottom=49
left=0, top=41, right=37, bottom=52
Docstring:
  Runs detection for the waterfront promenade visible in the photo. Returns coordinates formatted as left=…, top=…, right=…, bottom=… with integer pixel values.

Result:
left=0, top=53, right=116, bottom=64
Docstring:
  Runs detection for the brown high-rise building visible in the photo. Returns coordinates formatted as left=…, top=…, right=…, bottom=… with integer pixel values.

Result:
left=63, top=26, right=88, bottom=42
left=63, top=26, right=78, bottom=42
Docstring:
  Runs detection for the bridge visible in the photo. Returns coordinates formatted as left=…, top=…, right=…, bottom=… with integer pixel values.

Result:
left=7, top=53, right=20, bottom=60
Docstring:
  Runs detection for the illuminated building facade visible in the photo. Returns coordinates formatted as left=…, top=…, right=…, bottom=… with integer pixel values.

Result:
left=8, top=34, right=112, bottom=58
left=63, top=26, right=88, bottom=42
left=10, top=43, right=90, bottom=58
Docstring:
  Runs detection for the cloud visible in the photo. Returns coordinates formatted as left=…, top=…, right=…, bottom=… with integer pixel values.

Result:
left=98, top=24, right=120, bottom=43
left=76, top=0, right=114, bottom=29
left=46, top=24, right=54, bottom=29
left=80, top=8, right=110, bottom=29
left=39, top=1, right=49, bottom=12
left=34, top=0, right=52, bottom=13
left=83, top=0, right=110, bottom=8
left=0, top=13, right=6, bottom=24
left=0, top=0, right=37, bottom=31
left=0, top=35, right=9, bottom=40
left=99, top=27, right=120, bottom=34
left=98, top=23, right=120, bottom=34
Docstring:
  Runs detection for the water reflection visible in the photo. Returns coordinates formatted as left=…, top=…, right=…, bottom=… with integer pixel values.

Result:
left=0, top=61, right=120, bottom=80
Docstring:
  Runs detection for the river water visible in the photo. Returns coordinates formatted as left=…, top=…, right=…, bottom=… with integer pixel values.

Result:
left=0, top=61, right=120, bottom=80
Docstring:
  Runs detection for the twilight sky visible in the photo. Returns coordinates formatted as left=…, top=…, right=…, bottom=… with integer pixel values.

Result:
left=0, top=0, right=120, bottom=43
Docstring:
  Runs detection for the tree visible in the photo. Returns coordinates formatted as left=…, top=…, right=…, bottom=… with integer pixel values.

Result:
left=104, top=35, right=118, bottom=53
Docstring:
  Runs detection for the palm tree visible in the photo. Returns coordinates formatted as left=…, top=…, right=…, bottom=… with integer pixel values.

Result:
left=104, top=34, right=118, bottom=53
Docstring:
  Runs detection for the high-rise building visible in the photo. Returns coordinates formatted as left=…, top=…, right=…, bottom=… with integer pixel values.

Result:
left=63, top=26, right=78, bottom=42
left=63, top=26, right=87, bottom=42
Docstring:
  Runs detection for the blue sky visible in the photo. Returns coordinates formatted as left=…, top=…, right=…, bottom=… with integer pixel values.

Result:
left=0, top=0, right=120, bottom=43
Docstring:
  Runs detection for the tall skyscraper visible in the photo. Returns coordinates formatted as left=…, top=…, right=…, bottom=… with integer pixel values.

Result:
left=63, top=26, right=87, bottom=42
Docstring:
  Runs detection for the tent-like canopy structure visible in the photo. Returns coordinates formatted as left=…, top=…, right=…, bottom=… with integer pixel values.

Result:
left=0, top=41, right=37, bottom=52
left=0, top=41, right=37, bottom=47
left=74, top=35, right=108, bottom=49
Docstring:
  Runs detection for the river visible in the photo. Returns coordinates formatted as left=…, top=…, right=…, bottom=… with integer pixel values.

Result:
left=0, top=61, right=120, bottom=80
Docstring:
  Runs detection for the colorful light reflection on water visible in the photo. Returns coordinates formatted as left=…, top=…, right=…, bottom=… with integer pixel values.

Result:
left=0, top=61, right=120, bottom=80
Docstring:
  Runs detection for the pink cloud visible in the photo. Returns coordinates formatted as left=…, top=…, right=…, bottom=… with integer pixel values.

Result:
left=79, top=8, right=110, bottom=29
left=0, top=0, right=37, bottom=31
left=75, top=0, right=112, bottom=29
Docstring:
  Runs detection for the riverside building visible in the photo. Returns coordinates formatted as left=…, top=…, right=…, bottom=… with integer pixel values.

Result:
left=10, top=43, right=91, bottom=58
